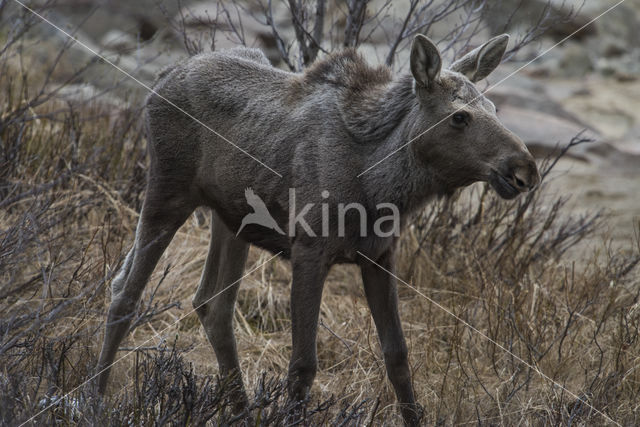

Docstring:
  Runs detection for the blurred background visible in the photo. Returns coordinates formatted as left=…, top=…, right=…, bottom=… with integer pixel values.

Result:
left=10, top=0, right=640, bottom=245
left=1, top=1, right=639, bottom=425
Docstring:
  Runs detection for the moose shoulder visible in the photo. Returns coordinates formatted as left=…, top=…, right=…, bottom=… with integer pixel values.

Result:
left=96, top=34, right=539, bottom=425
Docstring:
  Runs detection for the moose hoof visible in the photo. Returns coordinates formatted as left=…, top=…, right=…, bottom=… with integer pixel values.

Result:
left=399, top=402, right=424, bottom=427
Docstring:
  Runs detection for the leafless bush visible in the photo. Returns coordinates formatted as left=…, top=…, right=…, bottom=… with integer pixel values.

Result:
left=0, top=3, right=144, bottom=424
left=393, top=136, right=640, bottom=424
left=161, top=0, right=579, bottom=71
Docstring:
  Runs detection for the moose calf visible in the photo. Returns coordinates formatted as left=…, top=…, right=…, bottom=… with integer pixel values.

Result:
left=96, top=34, right=539, bottom=425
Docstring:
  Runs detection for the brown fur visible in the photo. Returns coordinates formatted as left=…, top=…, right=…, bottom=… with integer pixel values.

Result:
left=96, top=35, right=539, bottom=426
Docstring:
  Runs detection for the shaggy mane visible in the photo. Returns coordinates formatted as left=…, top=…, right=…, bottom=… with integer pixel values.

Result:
left=290, top=49, right=414, bottom=144
left=302, top=49, right=392, bottom=91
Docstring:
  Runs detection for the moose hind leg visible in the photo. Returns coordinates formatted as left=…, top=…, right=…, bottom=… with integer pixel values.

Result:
left=193, top=210, right=249, bottom=411
left=96, top=196, right=193, bottom=394
left=111, top=245, right=135, bottom=297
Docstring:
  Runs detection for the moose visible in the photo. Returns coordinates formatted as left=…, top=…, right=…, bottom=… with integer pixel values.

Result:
left=96, top=34, right=540, bottom=425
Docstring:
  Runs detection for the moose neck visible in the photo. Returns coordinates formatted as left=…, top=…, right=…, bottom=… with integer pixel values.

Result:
left=356, top=75, right=447, bottom=220
left=341, top=74, right=416, bottom=144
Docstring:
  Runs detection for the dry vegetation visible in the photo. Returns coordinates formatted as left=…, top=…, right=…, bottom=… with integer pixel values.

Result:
left=1, top=1, right=640, bottom=426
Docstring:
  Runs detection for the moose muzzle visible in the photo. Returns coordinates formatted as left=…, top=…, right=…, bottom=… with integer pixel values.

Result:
left=489, top=153, right=540, bottom=200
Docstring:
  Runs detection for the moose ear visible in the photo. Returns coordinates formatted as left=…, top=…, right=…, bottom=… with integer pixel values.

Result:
left=450, top=34, right=509, bottom=82
left=410, top=35, right=442, bottom=89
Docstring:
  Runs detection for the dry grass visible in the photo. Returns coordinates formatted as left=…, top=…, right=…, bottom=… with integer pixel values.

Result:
left=2, top=7, right=640, bottom=426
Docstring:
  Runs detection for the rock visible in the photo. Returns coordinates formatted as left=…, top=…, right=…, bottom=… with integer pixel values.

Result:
left=585, top=142, right=640, bottom=169
left=598, top=35, right=628, bottom=58
left=595, top=50, right=640, bottom=80
left=580, top=1, right=640, bottom=47
left=484, top=0, right=640, bottom=76
left=497, top=73, right=640, bottom=163
left=488, top=86, right=590, bottom=130
left=101, top=29, right=138, bottom=52
left=523, top=40, right=595, bottom=79
left=551, top=76, right=640, bottom=143
left=497, top=105, right=600, bottom=160
left=486, top=65, right=594, bottom=129
left=558, top=41, right=593, bottom=77
left=50, top=0, right=171, bottom=45
left=482, top=0, right=596, bottom=41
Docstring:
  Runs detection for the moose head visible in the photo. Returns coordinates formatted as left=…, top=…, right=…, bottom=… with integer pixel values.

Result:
left=409, top=34, right=540, bottom=199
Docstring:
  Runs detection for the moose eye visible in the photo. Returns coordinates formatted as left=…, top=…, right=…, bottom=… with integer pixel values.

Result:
left=451, top=111, right=469, bottom=127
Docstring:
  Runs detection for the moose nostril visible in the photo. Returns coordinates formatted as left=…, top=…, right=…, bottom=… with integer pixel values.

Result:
left=508, top=171, right=530, bottom=191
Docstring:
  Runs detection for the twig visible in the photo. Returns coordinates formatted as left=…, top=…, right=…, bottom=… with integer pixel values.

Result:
left=320, top=318, right=353, bottom=354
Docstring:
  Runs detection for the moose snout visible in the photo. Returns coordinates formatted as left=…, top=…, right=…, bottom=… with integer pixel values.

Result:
left=506, top=157, right=540, bottom=192
left=489, top=153, right=540, bottom=200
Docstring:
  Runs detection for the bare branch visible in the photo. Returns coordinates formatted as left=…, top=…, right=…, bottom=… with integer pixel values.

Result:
left=344, top=0, right=369, bottom=48
left=219, top=1, right=247, bottom=47
left=264, top=0, right=295, bottom=70
left=385, top=0, right=421, bottom=66
left=312, top=0, right=326, bottom=53
left=288, top=0, right=327, bottom=66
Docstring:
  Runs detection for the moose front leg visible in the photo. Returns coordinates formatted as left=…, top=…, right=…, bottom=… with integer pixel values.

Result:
left=287, top=244, right=329, bottom=402
left=360, top=250, right=420, bottom=426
